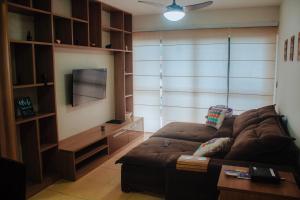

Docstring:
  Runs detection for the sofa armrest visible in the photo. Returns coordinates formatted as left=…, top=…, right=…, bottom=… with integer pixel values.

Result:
left=0, top=157, right=26, bottom=200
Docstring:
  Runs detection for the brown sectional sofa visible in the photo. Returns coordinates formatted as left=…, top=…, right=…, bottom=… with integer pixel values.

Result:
left=117, top=105, right=299, bottom=200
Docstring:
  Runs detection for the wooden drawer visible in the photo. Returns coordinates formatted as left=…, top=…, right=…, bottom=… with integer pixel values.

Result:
left=128, top=131, right=143, bottom=142
left=108, top=129, right=129, bottom=154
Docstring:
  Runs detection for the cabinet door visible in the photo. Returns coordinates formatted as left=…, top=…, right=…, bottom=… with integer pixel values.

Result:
left=108, top=129, right=129, bottom=154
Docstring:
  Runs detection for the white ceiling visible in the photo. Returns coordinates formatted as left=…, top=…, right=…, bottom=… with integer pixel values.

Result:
left=100, top=0, right=282, bottom=15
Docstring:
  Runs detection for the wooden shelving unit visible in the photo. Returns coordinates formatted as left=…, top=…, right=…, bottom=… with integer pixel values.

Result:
left=3, top=0, right=133, bottom=197
left=59, top=117, right=144, bottom=181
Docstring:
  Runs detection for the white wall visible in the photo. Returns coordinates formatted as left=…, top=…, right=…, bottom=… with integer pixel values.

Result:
left=276, top=0, right=300, bottom=146
left=55, top=49, right=115, bottom=140
left=133, top=6, right=279, bottom=32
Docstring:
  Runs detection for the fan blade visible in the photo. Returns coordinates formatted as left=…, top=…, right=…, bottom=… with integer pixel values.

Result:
left=185, top=1, right=213, bottom=11
left=137, top=0, right=165, bottom=8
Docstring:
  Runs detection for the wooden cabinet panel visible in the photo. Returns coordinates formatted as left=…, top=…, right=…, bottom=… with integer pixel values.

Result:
left=108, top=129, right=129, bottom=154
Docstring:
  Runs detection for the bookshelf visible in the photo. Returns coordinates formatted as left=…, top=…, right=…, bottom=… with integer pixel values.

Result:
left=1, top=0, right=133, bottom=197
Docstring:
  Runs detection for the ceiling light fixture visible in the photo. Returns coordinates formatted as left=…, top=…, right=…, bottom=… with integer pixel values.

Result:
left=163, top=2, right=185, bottom=21
left=138, top=0, right=213, bottom=22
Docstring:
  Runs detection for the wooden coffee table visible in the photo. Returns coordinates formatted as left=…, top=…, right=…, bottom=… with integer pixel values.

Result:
left=218, top=165, right=300, bottom=200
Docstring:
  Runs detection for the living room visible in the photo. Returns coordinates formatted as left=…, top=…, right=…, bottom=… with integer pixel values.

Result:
left=0, top=0, right=300, bottom=200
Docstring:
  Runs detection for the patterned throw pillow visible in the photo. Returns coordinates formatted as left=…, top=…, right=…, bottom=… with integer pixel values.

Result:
left=206, top=108, right=226, bottom=129
left=193, top=137, right=233, bottom=157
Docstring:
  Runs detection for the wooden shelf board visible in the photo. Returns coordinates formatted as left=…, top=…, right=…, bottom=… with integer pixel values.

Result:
left=125, top=50, right=133, bottom=53
left=53, top=14, right=88, bottom=24
left=125, top=73, right=133, bottom=76
left=8, top=2, right=51, bottom=15
left=54, top=44, right=125, bottom=53
left=102, top=26, right=123, bottom=32
left=75, top=144, right=109, bottom=164
left=125, top=94, right=133, bottom=98
left=10, top=40, right=52, bottom=46
left=53, top=13, right=72, bottom=20
left=75, top=154, right=109, bottom=179
left=13, top=82, right=54, bottom=89
left=73, top=17, right=88, bottom=23
left=40, top=143, right=58, bottom=153
left=16, top=113, right=56, bottom=125
left=124, top=30, right=132, bottom=34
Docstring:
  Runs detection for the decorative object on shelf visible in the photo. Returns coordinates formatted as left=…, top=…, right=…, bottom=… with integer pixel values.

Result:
left=15, top=97, right=35, bottom=117
left=90, top=42, right=96, bottom=47
left=290, top=35, right=295, bottom=61
left=26, top=31, right=32, bottom=41
left=41, top=73, right=48, bottom=86
left=55, top=39, right=61, bottom=44
left=105, top=44, right=112, bottom=49
left=298, top=32, right=300, bottom=61
left=101, top=125, right=105, bottom=132
left=125, top=45, right=128, bottom=51
left=74, top=39, right=79, bottom=45
left=284, top=39, right=288, bottom=62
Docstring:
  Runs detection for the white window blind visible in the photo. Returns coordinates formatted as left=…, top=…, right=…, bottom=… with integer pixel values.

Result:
left=133, top=28, right=277, bottom=132
left=229, top=28, right=277, bottom=114
left=160, top=29, right=229, bottom=126
left=133, top=32, right=161, bottom=132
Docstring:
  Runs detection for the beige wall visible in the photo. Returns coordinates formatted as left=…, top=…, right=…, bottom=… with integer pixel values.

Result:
left=276, top=0, right=300, bottom=146
left=52, top=0, right=115, bottom=140
left=55, top=49, right=115, bottom=140
left=133, top=6, right=280, bottom=32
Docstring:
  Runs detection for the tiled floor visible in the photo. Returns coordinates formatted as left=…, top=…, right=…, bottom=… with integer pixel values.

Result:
left=30, top=133, right=163, bottom=200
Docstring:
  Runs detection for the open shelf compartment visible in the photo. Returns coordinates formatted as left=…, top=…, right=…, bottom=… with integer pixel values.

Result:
left=102, top=3, right=124, bottom=30
left=10, top=42, right=34, bottom=86
left=89, top=1, right=102, bottom=48
left=54, top=16, right=72, bottom=45
left=34, top=44, right=54, bottom=84
left=8, top=0, right=30, bottom=7
left=32, top=0, right=52, bottom=12
left=39, top=115, right=58, bottom=152
left=18, top=120, right=43, bottom=183
left=14, top=85, right=56, bottom=121
left=71, top=0, right=88, bottom=21
left=124, top=13, right=132, bottom=33
left=75, top=138, right=108, bottom=164
left=73, top=21, right=89, bottom=46
left=8, top=6, right=52, bottom=43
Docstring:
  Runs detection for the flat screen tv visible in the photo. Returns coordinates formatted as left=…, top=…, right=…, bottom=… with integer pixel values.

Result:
left=72, top=69, right=107, bottom=107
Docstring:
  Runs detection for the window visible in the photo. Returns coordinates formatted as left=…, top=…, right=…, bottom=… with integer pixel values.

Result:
left=133, top=28, right=277, bottom=132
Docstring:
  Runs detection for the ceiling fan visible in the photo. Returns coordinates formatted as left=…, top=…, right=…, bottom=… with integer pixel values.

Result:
left=138, top=0, right=213, bottom=21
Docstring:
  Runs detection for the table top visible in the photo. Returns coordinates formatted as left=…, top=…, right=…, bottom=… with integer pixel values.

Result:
left=218, top=165, right=300, bottom=199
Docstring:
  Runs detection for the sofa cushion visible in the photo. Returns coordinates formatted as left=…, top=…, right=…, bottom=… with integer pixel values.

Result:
left=193, top=137, right=233, bottom=157
left=206, top=107, right=226, bottom=129
left=117, top=137, right=201, bottom=167
left=225, top=117, right=293, bottom=162
left=152, top=117, right=236, bottom=143
left=233, top=105, right=277, bottom=138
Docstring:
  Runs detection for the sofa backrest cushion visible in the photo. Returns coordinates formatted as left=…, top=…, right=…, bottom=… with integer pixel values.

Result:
left=233, top=105, right=277, bottom=138
left=225, top=117, right=294, bottom=162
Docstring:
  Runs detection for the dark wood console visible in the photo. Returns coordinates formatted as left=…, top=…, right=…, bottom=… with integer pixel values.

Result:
left=58, top=117, right=144, bottom=181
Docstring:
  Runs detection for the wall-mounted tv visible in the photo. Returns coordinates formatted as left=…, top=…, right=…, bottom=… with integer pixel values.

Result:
left=72, top=69, right=107, bottom=107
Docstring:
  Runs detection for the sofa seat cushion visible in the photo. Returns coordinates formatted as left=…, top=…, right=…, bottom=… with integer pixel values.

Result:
left=116, top=137, right=201, bottom=167
left=226, top=117, right=293, bottom=162
left=152, top=116, right=236, bottom=143
left=233, top=105, right=277, bottom=138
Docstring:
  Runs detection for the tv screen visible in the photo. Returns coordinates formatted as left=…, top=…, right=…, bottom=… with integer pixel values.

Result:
left=72, top=69, right=107, bottom=106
